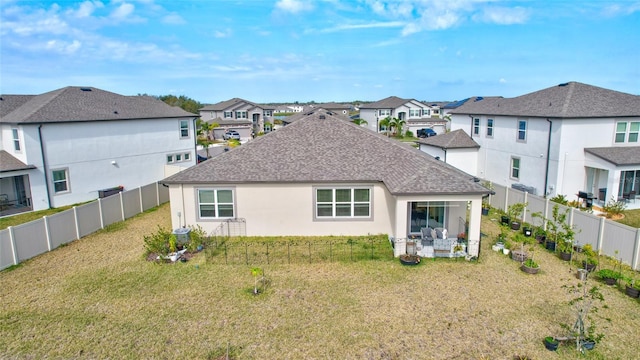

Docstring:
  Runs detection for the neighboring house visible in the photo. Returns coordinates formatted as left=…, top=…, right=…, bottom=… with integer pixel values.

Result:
left=449, top=82, right=640, bottom=206
left=359, top=96, right=446, bottom=135
left=162, top=109, right=490, bottom=257
left=0, top=86, right=197, bottom=215
left=281, top=107, right=352, bottom=125
left=307, top=102, right=352, bottom=116
left=416, top=129, right=480, bottom=176
left=199, top=98, right=275, bottom=138
left=273, top=104, right=304, bottom=113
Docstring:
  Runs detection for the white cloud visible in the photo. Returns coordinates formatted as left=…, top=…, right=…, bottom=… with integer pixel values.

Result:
left=275, top=0, right=313, bottom=14
left=162, top=12, right=185, bottom=25
left=110, top=2, right=135, bottom=21
left=602, top=2, right=640, bottom=17
left=473, top=6, right=530, bottom=25
left=499, top=78, right=507, bottom=83
left=46, top=39, right=82, bottom=54
left=213, top=28, right=232, bottom=38
left=67, top=1, right=104, bottom=18
left=319, top=21, right=404, bottom=33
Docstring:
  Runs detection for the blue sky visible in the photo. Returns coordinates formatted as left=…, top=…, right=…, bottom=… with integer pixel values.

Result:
left=1, top=0, right=639, bottom=104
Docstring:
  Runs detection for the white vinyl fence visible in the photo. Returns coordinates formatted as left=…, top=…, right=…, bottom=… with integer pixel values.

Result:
left=486, top=184, right=640, bottom=271
left=0, top=182, right=169, bottom=271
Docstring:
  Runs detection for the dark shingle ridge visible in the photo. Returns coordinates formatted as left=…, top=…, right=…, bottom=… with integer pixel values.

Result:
left=450, top=82, right=640, bottom=118
left=164, top=111, right=489, bottom=195
left=416, top=129, right=480, bottom=149
left=1, top=86, right=196, bottom=124
left=584, top=147, right=640, bottom=166
left=359, top=96, right=410, bottom=109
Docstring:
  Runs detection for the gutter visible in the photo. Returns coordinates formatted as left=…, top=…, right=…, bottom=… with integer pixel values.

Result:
left=468, top=115, right=474, bottom=137
left=38, top=124, right=52, bottom=208
left=544, top=118, right=552, bottom=198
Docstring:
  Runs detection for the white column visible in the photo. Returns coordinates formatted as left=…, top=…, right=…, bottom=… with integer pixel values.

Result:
left=468, top=199, right=482, bottom=257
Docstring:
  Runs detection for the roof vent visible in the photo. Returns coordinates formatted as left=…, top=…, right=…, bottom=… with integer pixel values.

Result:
left=80, top=87, right=92, bottom=91
left=319, top=115, right=326, bottom=119
left=114, top=111, right=119, bottom=114
left=558, top=83, right=569, bottom=87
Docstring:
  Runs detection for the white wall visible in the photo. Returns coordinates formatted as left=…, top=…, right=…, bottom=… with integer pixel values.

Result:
left=34, top=117, right=195, bottom=208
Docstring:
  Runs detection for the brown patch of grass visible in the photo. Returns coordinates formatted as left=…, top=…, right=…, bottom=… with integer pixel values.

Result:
left=1, top=205, right=638, bottom=359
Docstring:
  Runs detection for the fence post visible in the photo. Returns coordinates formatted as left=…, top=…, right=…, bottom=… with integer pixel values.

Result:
left=73, top=206, right=80, bottom=240
left=504, top=187, right=509, bottom=212
left=596, top=216, right=605, bottom=255
left=119, top=192, right=125, bottom=221
left=139, top=187, right=144, bottom=213
left=543, top=198, right=550, bottom=231
left=522, top=192, right=528, bottom=223
left=43, top=216, right=52, bottom=251
left=8, top=226, right=18, bottom=266
left=98, top=198, right=105, bottom=229
left=156, top=182, right=160, bottom=207
left=632, top=228, right=640, bottom=271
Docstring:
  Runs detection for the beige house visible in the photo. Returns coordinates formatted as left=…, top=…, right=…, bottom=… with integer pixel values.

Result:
left=162, top=109, right=490, bottom=257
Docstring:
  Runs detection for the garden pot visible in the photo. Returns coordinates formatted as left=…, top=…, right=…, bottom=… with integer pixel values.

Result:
left=503, top=248, right=510, bottom=255
left=545, top=241, right=556, bottom=251
left=544, top=337, right=559, bottom=351
left=576, top=269, right=588, bottom=281
left=511, top=221, right=521, bottom=230
left=603, top=277, right=617, bottom=286
left=511, top=250, right=527, bottom=262
left=559, top=252, right=572, bottom=261
left=536, top=235, right=546, bottom=244
left=521, top=264, right=539, bottom=274
left=399, top=254, right=421, bottom=266
left=582, top=261, right=596, bottom=272
left=501, top=216, right=510, bottom=225
left=482, top=207, right=489, bottom=215
left=523, top=227, right=532, bottom=237
left=625, top=286, right=640, bottom=298
left=492, top=245, right=501, bottom=252
left=581, top=339, right=596, bottom=351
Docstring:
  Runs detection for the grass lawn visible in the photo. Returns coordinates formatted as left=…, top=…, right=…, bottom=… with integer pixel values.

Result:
left=617, top=207, right=640, bottom=228
left=1, top=204, right=639, bottom=359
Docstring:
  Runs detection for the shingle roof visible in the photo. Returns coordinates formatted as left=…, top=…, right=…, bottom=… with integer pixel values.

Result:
left=200, top=98, right=273, bottom=111
left=163, top=111, right=490, bottom=196
left=450, top=82, right=640, bottom=118
left=0, top=87, right=196, bottom=124
left=416, top=129, right=480, bottom=149
left=0, top=95, right=34, bottom=117
left=0, top=151, right=36, bottom=172
left=359, top=96, right=410, bottom=109
left=282, top=108, right=352, bottom=124
left=584, top=147, right=640, bottom=166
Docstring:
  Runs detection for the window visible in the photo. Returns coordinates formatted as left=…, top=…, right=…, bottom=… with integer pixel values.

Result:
left=12, top=128, right=20, bottom=151
left=235, top=111, right=247, bottom=119
left=264, top=110, right=272, bottom=116
left=167, top=155, right=174, bottom=163
left=175, top=154, right=182, bottom=161
left=423, top=109, right=431, bottom=116
left=410, top=109, right=421, bottom=118
left=615, top=121, right=639, bottom=143
left=198, top=189, right=234, bottom=218
left=179, top=120, right=189, bottom=138
left=223, top=111, right=233, bottom=119
left=379, top=109, right=390, bottom=117
left=432, top=109, right=440, bottom=115
left=517, top=120, right=527, bottom=141
left=473, top=118, right=480, bottom=135
left=184, top=153, right=190, bottom=161
left=487, top=119, right=494, bottom=137
left=316, top=188, right=370, bottom=218
left=511, top=157, right=520, bottom=180
left=167, top=152, right=191, bottom=164
left=52, top=169, right=69, bottom=193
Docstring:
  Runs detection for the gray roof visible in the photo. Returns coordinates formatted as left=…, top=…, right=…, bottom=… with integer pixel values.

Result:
left=0, top=95, right=34, bottom=117
left=163, top=111, right=490, bottom=196
left=282, top=108, right=352, bottom=124
left=200, top=98, right=274, bottom=112
left=0, top=87, right=196, bottom=124
left=584, top=147, right=640, bottom=166
left=450, top=82, right=640, bottom=118
left=0, top=151, right=36, bottom=172
left=359, top=96, right=410, bottom=109
left=416, top=129, right=480, bottom=149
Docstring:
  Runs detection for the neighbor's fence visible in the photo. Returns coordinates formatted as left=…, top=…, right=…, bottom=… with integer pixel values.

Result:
left=206, top=237, right=393, bottom=265
left=486, top=184, right=640, bottom=271
left=0, top=182, right=169, bottom=270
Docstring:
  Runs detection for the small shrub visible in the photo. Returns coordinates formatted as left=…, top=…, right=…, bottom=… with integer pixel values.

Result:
left=550, top=194, right=568, bottom=205
left=603, top=197, right=626, bottom=218
left=143, top=226, right=172, bottom=256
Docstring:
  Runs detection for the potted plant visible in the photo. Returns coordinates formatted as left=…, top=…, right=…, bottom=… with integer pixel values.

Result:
left=624, top=277, right=640, bottom=298
left=557, top=239, right=573, bottom=261
left=543, top=336, right=559, bottom=351
left=506, top=202, right=527, bottom=231
left=510, top=233, right=529, bottom=262
left=534, top=227, right=547, bottom=244
left=560, top=280, right=606, bottom=353
left=581, top=244, right=598, bottom=272
left=521, top=258, right=540, bottom=274
left=595, top=268, right=622, bottom=286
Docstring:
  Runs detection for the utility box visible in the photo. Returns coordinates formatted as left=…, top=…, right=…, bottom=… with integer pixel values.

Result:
left=173, top=228, right=191, bottom=243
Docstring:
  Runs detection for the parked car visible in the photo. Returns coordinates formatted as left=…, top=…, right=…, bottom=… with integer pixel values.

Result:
left=223, top=130, right=241, bottom=140
left=417, top=128, right=437, bottom=138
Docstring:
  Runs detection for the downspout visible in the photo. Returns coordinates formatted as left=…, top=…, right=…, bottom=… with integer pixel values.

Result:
left=192, top=117, right=199, bottom=163
left=544, top=118, right=552, bottom=198
left=38, top=124, right=52, bottom=208
left=468, top=115, right=474, bottom=137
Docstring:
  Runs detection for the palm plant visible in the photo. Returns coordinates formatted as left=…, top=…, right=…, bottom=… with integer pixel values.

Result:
left=352, top=118, right=368, bottom=126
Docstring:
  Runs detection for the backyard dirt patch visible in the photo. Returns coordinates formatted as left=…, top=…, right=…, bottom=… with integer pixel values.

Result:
left=1, top=204, right=638, bottom=359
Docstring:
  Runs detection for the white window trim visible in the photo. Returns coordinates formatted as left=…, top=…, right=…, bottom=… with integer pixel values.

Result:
left=615, top=121, right=639, bottom=143
left=510, top=157, right=521, bottom=180
left=196, top=188, right=235, bottom=219
left=486, top=118, right=494, bottom=138
left=224, top=111, right=233, bottom=119
left=517, top=119, right=527, bottom=142
left=166, top=152, right=192, bottom=164
left=236, top=111, right=247, bottom=119
left=11, top=128, right=21, bottom=152
left=52, top=168, right=70, bottom=194
left=314, top=187, right=372, bottom=220
left=179, top=120, right=189, bottom=138
left=473, top=118, right=480, bottom=136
